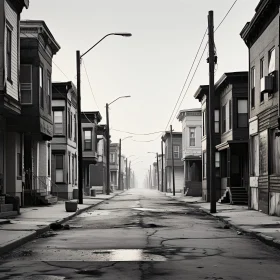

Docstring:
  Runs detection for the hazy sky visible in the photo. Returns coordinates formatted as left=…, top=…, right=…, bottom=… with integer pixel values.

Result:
left=22, top=0, right=259, bottom=186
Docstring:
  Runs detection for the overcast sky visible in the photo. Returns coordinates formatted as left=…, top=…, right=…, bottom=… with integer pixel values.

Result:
left=22, top=0, right=259, bottom=186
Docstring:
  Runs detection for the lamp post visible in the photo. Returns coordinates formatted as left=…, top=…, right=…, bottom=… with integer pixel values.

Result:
left=148, top=152, right=160, bottom=191
left=118, top=136, right=132, bottom=190
left=106, top=96, right=131, bottom=195
left=76, top=32, right=131, bottom=204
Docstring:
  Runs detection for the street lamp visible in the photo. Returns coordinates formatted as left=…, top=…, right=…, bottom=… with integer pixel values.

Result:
left=118, top=136, right=133, bottom=191
left=76, top=32, right=131, bottom=204
left=148, top=152, right=160, bottom=191
left=106, top=95, right=131, bottom=195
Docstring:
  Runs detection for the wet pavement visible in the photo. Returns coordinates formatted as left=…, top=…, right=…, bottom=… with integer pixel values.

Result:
left=1, top=189, right=280, bottom=279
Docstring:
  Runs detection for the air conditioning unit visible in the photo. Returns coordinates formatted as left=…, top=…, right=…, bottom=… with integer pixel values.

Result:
left=260, top=76, right=274, bottom=94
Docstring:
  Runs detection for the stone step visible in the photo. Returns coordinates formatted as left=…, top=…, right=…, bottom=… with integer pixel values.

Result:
left=0, top=204, right=13, bottom=212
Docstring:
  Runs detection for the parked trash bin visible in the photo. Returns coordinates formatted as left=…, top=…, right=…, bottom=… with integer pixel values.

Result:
left=90, top=189, right=96, bottom=197
left=73, top=189, right=78, bottom=199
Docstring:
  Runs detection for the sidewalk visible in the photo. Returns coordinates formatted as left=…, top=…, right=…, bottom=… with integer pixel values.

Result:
left=0, top=191, right=123, bottom=255
left=166, top=193, right=280, bottom=249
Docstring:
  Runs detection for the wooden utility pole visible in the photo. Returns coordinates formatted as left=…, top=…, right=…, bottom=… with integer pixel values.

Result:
left=161, top=138, right=164, bottom=192
left=106, top=103, right=110, bottom=195
left=76, top=51, right=83, bottom=204
left=156, top=153, right=160, bottom=191
left=118, top=139, right=122, bottom=190
left=208, top=11, right=216, bottom=213
left=125, top=158, right=128, bottom=189
left=170, top=125, right=175, bottom=196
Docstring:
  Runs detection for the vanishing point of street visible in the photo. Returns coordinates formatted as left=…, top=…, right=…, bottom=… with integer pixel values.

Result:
left=1, top=189, right=280, bottom=279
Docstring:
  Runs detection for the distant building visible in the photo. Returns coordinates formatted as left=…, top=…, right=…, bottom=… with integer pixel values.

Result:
left=81, top=111, right=102, bottom=195
left=51, top=82, right=78, bottom=200
left=110, top=143, right=119, bottom=190
left=241, top=0, right=280, bottom=215
left=162, top=132, right=184, bottom=193
left=177, top=108, right=202, bottom=196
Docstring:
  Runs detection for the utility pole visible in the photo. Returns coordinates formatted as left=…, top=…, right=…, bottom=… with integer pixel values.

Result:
left=76, top=51, right=83, bottom=204
left=161, top=138, right=164, bottom=192
left=149, top=165, right=152, bottom=188
left=125, top=158, right=128, bottom=189
left=118, top=139, right=122, bottom=190
left=170, top=125, right=175, bottom=196
left=106, top=103, right=110, bottom=195
left=156, top=153, right=160, bottom=191
left=128, top=161, right=131, bottom=189
left=208, top=11, right=216, bottom=213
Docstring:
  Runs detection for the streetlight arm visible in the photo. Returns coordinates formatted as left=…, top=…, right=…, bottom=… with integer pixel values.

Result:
left=109, top=95, right=131, bottom=106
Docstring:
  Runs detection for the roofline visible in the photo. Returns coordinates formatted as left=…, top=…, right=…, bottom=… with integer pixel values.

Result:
left=82, top=111, right=102, bottom=123
left=193, top=85, right=209, bottom=101
left=214, top=71, right=248, bottom=91
left=177, top=108, right=202, bottom=121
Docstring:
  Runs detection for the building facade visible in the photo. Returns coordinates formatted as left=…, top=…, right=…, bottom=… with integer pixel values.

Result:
left=0, top=0, right=29, bottom=208
left=241, top=0, right=280, bottom=215
left=162, top=132, right=184, bottom=193
left=81, top=111, right=102, bottom=195
left=51, top=82, right=78, bottom=200
left=110, top=143, right=119, bottom=190
left=177, top=108, right=202, bottom=196
left=194, top=72, right=249, bottom=205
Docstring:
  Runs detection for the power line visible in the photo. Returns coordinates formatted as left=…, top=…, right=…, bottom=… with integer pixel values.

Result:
left=82, top=60, right=100, bottom=110
left=111, top=128, right=164, bottom=136
left=168, top=0, right=238, bottom=126
left=164, top=28, right=208, bottom=131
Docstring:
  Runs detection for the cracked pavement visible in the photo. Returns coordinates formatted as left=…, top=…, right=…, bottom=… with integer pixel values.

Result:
left=1, top=188, right=280, bottom=279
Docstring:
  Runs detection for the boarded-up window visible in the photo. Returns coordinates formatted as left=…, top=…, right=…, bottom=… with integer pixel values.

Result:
left=20, top=65, right=32, bottom=104
left=251, top=135, right=259, bottom=176
left=271, top=129, right=280, bottom=174
left=259, top=130, right=268, bottom=175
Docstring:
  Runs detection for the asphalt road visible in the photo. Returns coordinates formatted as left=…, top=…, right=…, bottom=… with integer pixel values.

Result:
left=1, top=188, right=280, bottom=279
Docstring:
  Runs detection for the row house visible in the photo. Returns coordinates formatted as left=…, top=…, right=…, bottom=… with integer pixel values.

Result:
left=152, top=161, right=158, bottom=189
left=0, top=0, right=29, bottom=214
left=110, top=143, right=119, bottom=190
left=194, top=72, right=249, bottom=205
left=88, top=124, right=107, bottom=194
left=162, top=131, right=184, bottom=193
left=177, top=108, right=202, bottom=196
left=6, top=19, right=60, bottom=206
left=51, top=81, right=78, bottom=200
left=81, top=111, right=102, bottom=195
left=241, top=0, right=280, bottom=215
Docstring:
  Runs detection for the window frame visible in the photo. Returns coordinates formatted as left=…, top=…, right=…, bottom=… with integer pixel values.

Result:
left=268, top=47, right=275, bottom=74
left=20, top=64, right=33, bottom=104
left=222, top=104, right=226, bottom=133
left=214, top=110, right=219, bottom=133
left=237, top=99, right=248, bottom=128
left=189, top=127, right=196, bottom=147
left=203, top=151, right=207, bottom=179
left=55, top=154, right=64, bottom=183
left=84, top=129, right=92, bottom=151
left=229, top=100, right=232, bottom=130
left=173, top=145, right=180, bottom=159
left=39, top=65, right=44, bottom=109
left=53, top=111, right=63, bottom=135
left=6, top=26, right=12, bottom=82
left=251, top=67, right=255, bottom=108
left=47, top=73, right=51, bottom=115
left=202, top=110, right=206, bottom=136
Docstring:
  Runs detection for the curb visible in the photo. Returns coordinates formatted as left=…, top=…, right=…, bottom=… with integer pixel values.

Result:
left=0, top=191, right=123, bottom=256
left=167, top=195, right=280, bottom=251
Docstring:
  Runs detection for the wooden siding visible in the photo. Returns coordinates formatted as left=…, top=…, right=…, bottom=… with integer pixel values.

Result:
left=258, top=175, right=269, bottom=214
left=258, top=106, right=278, bottom=132
left=270, top=175, right=280, bottom=192
left=5, top=0, right=18, bottom=101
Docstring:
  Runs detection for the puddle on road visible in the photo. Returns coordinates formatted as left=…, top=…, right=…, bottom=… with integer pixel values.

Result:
left=90, top=249, right=166, bottom=261
left=133, top=207, right=184, bottom=213
left=79, top=210, right=111, bottom=217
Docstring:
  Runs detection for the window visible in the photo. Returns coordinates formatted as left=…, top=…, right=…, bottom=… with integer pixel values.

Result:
left=72, top=155, right=75, bottom=184
left=215, top=152, right=220, bottom=177
left=222, top=105, right=226, bottom=133
left=221, top=150, right=228, bottom=178
left=84, top=130, right=92, bottom=150
left=55, top=155, right=64, bottom=183
left=189, top=128, right=195, bottom=146
left=251, top=135, right=259, bottom=176
left=6, top=27, right=12, bottom=81
left=260, top=57, right=264, bottom=78
left=39, top=66, right=44, bottom=108
left=17, top=134, right=22, bottom=178
left=237, top=99, right=248, bottom=128
left=47, top=144, right=50, bottom=177
left=47, top=75, right=51, bottom=114
left=75, top=155, right=77, bottom=182
left=20, top=65, right=32, bottom=104
left=271, top=129, right=280, bottom=174
left=268, top=47, right=275, bottom=74
left=54, top=111, right=63, bottom=134
left=173, top=145, right=179, bottom=159
left=251, top=67, right=255, bottom=107
left=71, top=113, right=73, bottom=140
left=68, top=109, right=71, bottom=139
left=68, top=152, right=71, bottom=184
left=202, top=110, right=206, bottom=136
left=203, top=152, right=206, bottom=178
left=110, top=153, right=115, bottom=163
left=74, top=114, right=77, bottom=142
left=214, top=110, right=219, bottom=133
left=229, top=100, right=232, bottom=130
